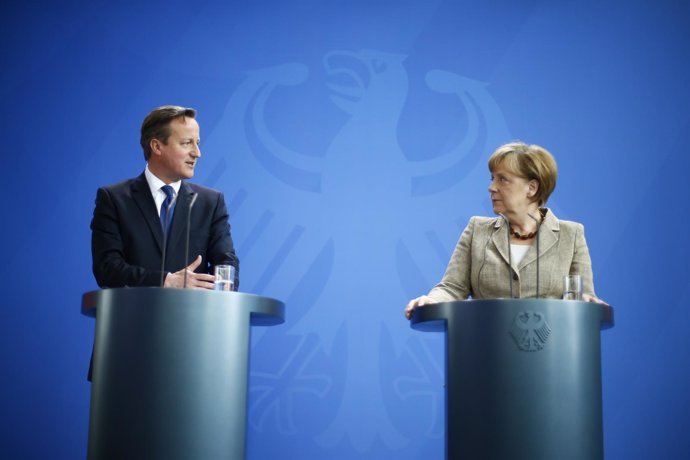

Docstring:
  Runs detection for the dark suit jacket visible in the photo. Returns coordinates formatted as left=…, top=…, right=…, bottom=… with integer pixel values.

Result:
left=91, top=173, right=239, bottom=288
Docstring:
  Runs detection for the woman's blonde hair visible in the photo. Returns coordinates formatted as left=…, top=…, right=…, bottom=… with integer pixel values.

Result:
left=488, top=142, right=558, bottom=206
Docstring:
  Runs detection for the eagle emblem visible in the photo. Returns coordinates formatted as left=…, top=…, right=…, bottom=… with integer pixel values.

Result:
left=510, top=311, right=551, bottom=351
left=204, top=48, right=512, bottom=451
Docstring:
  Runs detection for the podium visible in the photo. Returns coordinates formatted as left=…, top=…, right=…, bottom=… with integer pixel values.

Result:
left=411, top=299, right=614, bottom=460
left=82, top=288, right=285, bottom=460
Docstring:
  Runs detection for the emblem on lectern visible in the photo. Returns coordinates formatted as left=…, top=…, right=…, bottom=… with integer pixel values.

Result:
left=510, top=311, right=551, bottom=351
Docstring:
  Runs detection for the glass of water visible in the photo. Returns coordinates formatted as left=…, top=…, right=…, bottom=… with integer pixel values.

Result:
left=563, top=274, right=583, bottom=300
left=214, top=265, right=235, bottom=292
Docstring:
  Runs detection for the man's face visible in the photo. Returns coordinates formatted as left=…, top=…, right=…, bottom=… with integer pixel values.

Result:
left=150, top=116, right=201, bottom=183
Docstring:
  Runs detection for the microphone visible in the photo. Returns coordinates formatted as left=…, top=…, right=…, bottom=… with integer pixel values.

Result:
left=498, top=213, right=514, bottom=299
left=183, top=192, right=199, bottom=288
left=527, top=211, right=543, bottom=298
left=159, top=194, right=178, bottom=287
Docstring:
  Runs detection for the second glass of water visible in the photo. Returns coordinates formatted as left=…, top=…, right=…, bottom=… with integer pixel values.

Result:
left=563, top=274, right=583, bottom=300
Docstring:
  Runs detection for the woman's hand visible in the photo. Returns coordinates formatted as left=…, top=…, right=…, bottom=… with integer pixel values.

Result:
left=583, top=294, right=609, bottom=306
left=404, top=295, right=438, bottom=320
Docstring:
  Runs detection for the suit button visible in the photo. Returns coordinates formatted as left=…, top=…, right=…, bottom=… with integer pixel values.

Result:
left=513, top=274, right=518, bottom=280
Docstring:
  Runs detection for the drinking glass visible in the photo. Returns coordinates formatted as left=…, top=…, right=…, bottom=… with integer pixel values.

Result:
left=214, top=265, right=235, bottom=292
left=563, top=274, right=582, bottom=300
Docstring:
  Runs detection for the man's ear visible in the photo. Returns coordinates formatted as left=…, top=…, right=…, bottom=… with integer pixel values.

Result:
left=150, top=138, right=162, bottom=157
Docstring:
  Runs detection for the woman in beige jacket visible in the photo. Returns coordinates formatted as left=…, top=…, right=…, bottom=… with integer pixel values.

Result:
left=405, top=142, right=607, bottom=319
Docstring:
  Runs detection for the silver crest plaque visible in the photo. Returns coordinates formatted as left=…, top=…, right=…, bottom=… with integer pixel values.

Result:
left=510, top=310, right=551, bottom=351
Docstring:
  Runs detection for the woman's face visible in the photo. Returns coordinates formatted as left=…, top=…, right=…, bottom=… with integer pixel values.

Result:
left=488, top=162, right=537, bottom=216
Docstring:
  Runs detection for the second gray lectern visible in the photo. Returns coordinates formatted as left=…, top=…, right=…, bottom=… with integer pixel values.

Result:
left=411, top=299, right=613, bottom=460
left=83, top=288, right=285, bottom=460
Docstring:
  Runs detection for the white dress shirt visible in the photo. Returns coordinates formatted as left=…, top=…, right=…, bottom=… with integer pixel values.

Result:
left=144, top=165, right=181, bottom=217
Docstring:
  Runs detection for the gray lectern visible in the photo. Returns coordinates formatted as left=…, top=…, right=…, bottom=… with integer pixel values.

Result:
left=411, top=299, right=613, bottom=460
left=82, top=288, right=285, bottom=460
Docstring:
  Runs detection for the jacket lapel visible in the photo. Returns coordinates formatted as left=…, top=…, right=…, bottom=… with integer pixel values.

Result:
left=167, top=181, right=193, bottom=253
left=518, top=209, right=560, bottom=270
left=490, top=218, right=513, bottom=269
left=131, top=173, right=165, bottom=253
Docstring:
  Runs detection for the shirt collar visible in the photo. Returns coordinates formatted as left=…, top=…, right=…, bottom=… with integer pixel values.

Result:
left=145, top=165, right=181, bottom=198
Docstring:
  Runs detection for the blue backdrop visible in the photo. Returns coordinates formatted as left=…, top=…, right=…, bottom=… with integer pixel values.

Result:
left=2, top=0, right=689, bottom=458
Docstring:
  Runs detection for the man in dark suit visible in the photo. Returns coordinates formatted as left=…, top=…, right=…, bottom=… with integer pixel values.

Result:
left=91, top=105, right=239, bottom=289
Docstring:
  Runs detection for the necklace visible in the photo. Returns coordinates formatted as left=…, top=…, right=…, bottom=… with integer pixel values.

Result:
left=509, top=209, right=546, bottom=240
left=509, top=226, right=537, bottom=240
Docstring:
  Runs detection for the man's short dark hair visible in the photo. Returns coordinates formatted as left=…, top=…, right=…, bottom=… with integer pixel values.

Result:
left=140, top=106, right=197, bottom=161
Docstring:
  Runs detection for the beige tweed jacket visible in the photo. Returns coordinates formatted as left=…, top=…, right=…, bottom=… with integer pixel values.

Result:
left=428, top=209, right=597, bottom=301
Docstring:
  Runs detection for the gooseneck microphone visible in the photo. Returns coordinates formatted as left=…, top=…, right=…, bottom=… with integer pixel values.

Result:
left=183, top=193, right=199, bottom=289
left=159, top=195, right=178, bottom=287
left=527, top=211, right=542, bottom=298
left=498, top=213, right=514, bottom=299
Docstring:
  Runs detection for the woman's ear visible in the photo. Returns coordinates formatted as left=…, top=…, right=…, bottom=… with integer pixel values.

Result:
left=528, top=179, right=539, bottom=198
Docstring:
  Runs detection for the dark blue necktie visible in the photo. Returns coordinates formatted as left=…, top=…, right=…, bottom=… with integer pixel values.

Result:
left=160, top=185, right=175, bottom=233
